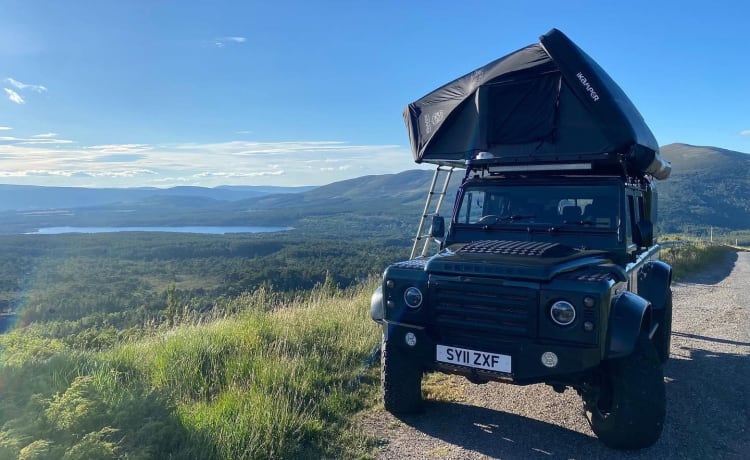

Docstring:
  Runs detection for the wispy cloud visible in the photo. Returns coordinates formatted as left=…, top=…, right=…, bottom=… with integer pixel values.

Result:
left=17, top=139, right=74, bottom=145
left=4, top=88, right=24, bottom=104
left=4, top=77, right=47, bottom=93
left=0, top=126, right=11, bottom=130
left=740, top=130, right=750, bottom=136
left=94, top=154, right=146, bottom=163
left=213, top=36, right=247, bottom=47
left=32, top=132, right=58, bottom=138
left=0, top=134, right=73, bottom=145
left=195, top=170, right=285, bottom=178
left=320, top=165, right=352, bottom=172
left=86, top=144, right=152, bottom=154
left=0, top=169, right=157, bottom=178
left=236, top=130, right=253, bottom=134
left=0, top=139, right=419, bottom=187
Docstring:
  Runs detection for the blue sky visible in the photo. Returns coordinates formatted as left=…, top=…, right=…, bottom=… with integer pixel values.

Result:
left=1, top=0, right=748, bottom=187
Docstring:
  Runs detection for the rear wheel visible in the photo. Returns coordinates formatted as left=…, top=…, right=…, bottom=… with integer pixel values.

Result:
left=381, top=334, right=423, bottom=415
left=586, top=335, right=665, bottom=450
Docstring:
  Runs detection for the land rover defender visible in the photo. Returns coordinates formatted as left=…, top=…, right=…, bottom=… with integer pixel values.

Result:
left=370, top=29, right=673, bottom=450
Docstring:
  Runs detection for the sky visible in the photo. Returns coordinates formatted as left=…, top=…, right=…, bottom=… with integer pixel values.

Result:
left=1, top=0, right=748, bottom=188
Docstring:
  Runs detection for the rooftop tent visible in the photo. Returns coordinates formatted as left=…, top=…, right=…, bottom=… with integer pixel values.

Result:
left=404, top=28, right=671, bottom=179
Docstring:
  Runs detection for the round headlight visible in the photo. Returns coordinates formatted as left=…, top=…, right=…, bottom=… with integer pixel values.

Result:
left=550, top=300, right=576, bottom=326
left=403, top=287, right=423, bottom=308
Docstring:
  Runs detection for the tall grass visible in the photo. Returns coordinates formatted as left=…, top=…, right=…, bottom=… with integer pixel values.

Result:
left=660, top=240, right=732, bottom=281
left=0, top=281, right=381, bottom=459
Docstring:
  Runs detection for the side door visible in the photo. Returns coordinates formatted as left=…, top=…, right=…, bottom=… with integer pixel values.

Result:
left=625, top=186, right=646, bottom=292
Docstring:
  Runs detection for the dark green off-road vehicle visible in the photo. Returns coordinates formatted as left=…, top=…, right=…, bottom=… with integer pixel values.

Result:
left=371, top=29, right=673, bottom=450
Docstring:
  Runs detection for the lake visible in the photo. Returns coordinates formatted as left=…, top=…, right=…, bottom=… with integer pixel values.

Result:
left=26, top=226, right=293, bottom=235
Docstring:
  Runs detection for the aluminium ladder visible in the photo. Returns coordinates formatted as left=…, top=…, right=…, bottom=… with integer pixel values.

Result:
left=410, top=165, right=455, bottom=259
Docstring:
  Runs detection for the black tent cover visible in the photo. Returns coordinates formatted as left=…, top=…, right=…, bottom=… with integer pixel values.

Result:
left=404, top=29, right=671, bottom=179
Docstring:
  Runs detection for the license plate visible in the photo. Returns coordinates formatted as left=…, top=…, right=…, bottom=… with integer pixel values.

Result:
left=436, top=344, right=511, bottom=373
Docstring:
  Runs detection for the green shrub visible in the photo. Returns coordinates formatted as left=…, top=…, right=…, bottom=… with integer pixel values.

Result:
left=0, top=282, right=381, bottom=459
left=661, top=241, right=731, bottom=281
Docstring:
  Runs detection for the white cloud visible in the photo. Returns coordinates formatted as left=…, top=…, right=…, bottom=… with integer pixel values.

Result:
left=213, top=36, right=247, bottom=47
left=86, top=144, right=152, bottom=154
left=4, top=77, right=47, bottom=93
left=4, top=88, right=24, bottom=104
left=740, top=130, right=750, bottom=136
left=89, top=169, right=159, bottom=178
left=0, top=135, right=73, bottom=145
left=18, top=139, right=74, bottom=145
left=32, top=132, right=58, bottom=138
left=0, top=169, right=157, bottom=178
left=0, top=126, right=11, bottom=131
left=236, top=130, right=253, bottom=134
left=0, top=138, right=420, bottom=188
left=195, top=170, right=285, bottom=178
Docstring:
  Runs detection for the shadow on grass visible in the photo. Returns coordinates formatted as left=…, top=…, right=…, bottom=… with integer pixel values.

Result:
left=393, top=341, right=749, bottom=459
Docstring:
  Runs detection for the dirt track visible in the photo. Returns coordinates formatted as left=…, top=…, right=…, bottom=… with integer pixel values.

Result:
left=360, top=251, right=750, bottom=459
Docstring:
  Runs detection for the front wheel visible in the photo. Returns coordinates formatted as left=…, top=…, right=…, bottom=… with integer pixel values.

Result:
left=585, top=335, right=666, bottom=450
left=381, top=334, right=423, bottom=415
left=653, top=289, right=673, bottom=364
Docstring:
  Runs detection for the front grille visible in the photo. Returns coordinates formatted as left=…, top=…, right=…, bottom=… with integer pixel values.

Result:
left=428, top=276, right=537, bottom=346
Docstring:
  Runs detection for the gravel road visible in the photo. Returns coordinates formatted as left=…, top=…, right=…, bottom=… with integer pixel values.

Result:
left=359, top=250, right=750, bottom=459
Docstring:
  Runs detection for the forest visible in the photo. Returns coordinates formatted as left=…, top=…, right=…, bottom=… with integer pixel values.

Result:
left=0, top=229, right=412, bottom=340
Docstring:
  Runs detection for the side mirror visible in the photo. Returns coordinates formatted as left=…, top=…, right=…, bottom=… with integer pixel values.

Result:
left=430, top=215, right=445, bottom=238
left=634, top=220, right=654, bottom=247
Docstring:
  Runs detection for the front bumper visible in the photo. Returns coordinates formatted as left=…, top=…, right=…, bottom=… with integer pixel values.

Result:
left=384, top=321, right=602, bottom=384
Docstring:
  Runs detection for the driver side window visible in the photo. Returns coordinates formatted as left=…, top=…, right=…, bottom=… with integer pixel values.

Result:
left=460, top=190, right=486, bottom=224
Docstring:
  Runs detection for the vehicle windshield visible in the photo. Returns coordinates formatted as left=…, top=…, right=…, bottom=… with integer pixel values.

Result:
left=455, top=184, right=620, bottom=231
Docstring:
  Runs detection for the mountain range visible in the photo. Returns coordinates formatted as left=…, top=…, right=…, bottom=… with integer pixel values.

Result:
left=0, top=143, right=747, bottom=234
left=0, top=184, right=315, bottom=211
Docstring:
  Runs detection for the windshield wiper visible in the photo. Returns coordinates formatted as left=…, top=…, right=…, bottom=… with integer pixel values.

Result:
left=562, top=219, right=597, bottom=226
left=479, top=214, right=536, bottom=228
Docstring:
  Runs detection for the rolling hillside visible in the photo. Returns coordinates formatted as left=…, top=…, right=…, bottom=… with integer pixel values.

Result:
left=0, top=184, right=315, bottom=211
left=658, top=143, right=750, bottom=232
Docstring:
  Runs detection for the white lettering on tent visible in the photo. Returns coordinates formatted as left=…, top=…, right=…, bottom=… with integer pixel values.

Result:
left=576, top=72, right=600, bottom=102
left=470, top=69, right=484, bottom=87
left=424, top=110, right=445, bottom=134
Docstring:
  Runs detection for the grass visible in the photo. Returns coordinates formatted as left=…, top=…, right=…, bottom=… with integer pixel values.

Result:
left=0, top=281, right=382, bottom=459
left=660, top=240, right=734, bottom=281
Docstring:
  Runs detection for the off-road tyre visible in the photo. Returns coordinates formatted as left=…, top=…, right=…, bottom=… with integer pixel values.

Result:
left=653, top=289, right=673, bottom=364
left=381, top=334, right=423, bottom=415
left=587, top=335, right=666, bottom=450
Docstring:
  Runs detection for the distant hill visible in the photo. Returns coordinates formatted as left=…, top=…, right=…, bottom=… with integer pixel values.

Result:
left=0, top=184, right=316, bottom=211
left=658, top=143, right=750, bottom=231
left=259, top=144, right=750, bottom=233
left=241, top=169, right=444, bottom=210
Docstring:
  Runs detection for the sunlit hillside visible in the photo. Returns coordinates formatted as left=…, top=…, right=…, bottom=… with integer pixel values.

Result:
left=0, top=282, right=381, bottom=459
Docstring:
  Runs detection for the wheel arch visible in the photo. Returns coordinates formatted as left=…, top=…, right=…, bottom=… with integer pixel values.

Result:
left=638, top=260, right=672, bottom=311
left=606, top=291, right=651, bottom=359
left=370, top=286, right=384, bottom=324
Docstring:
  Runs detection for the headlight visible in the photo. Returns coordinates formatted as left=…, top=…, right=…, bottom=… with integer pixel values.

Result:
left=403, top=287, right=423, bottom=309
left=550, top=300, right=576, bottom=326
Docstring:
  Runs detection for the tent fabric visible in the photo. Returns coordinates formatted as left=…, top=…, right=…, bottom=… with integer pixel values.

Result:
left=404, top=29, right=671, bottom=179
